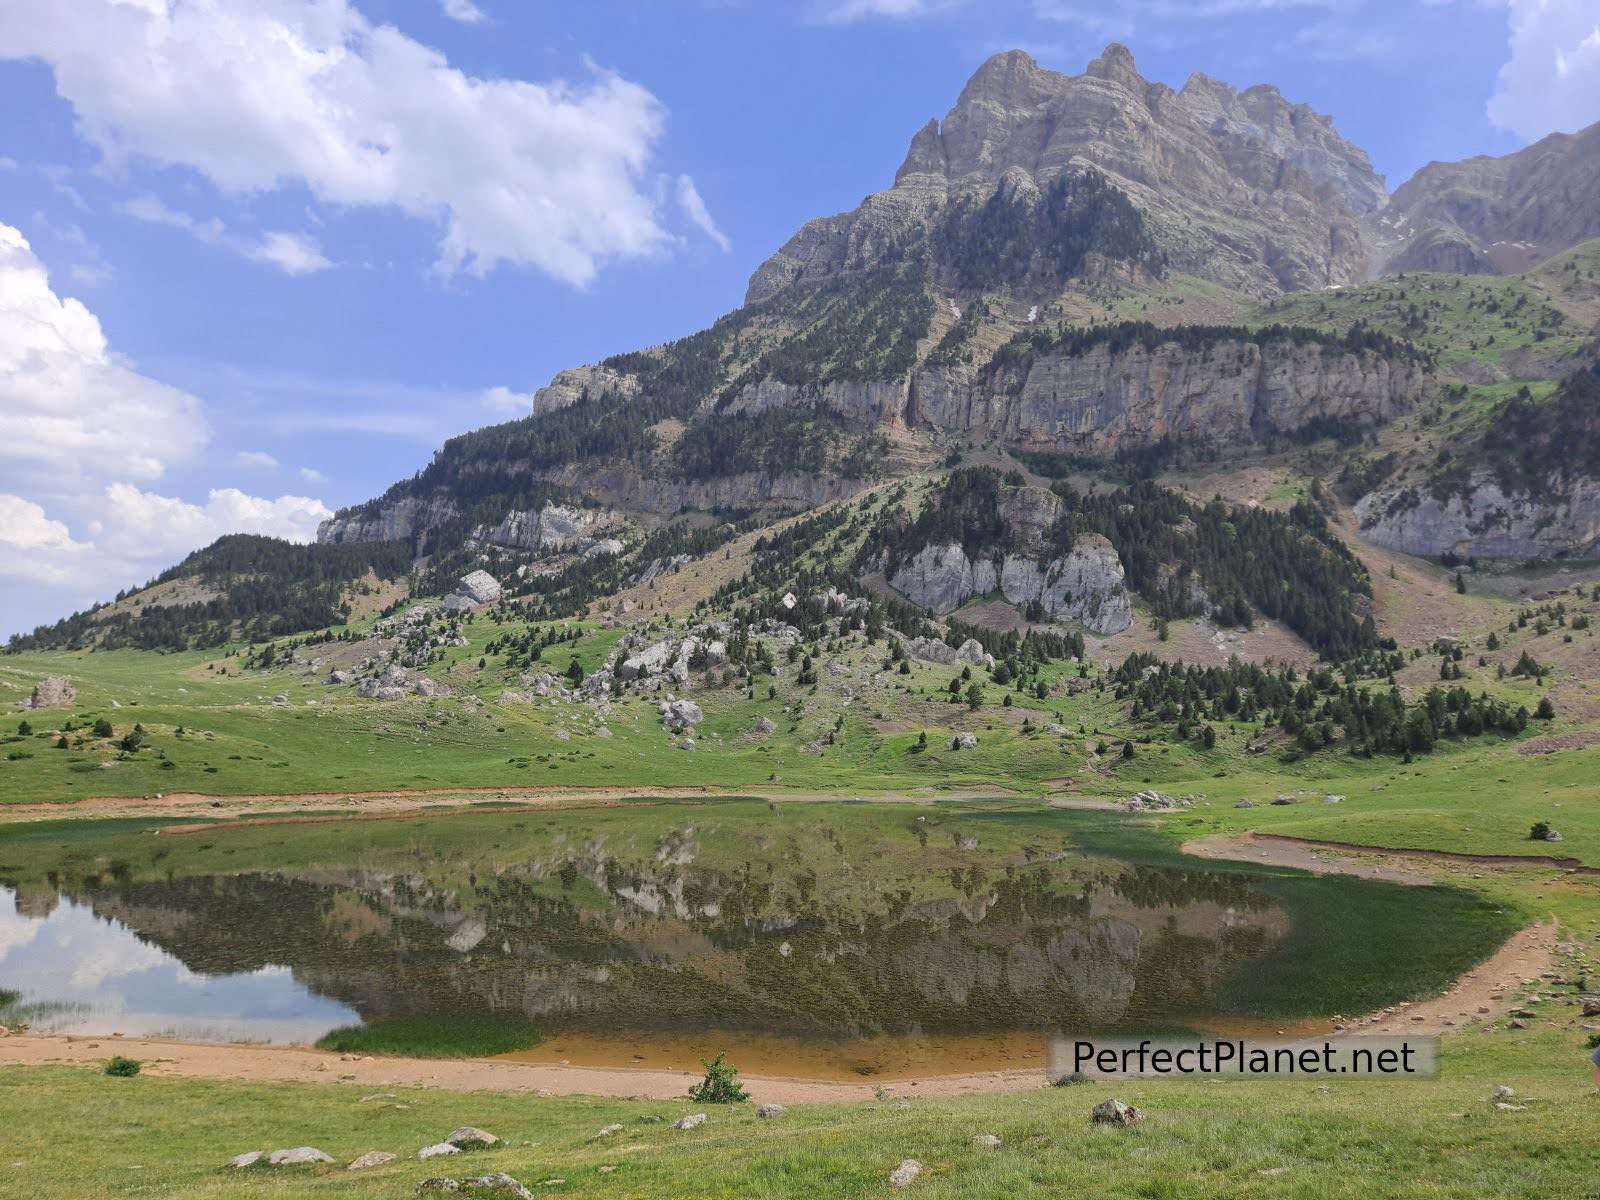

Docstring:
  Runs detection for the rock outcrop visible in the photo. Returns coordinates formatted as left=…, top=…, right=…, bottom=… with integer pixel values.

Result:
left=531, top=364, right=642, bottom=417
left=28, top=676, right=75, bottom=708
left=475, top=503, right=620, bottom=555
left=887, top=484, right=1133, bottom=634
left=317, top=494, right=458, bottom=546
left=1356, top=477, right=1600, bottom=561
left=442, top=570, right=502, bottom=611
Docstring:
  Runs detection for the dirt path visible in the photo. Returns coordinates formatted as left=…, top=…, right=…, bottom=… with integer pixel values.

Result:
left=1181, top=832, right=1438, bottom=885
left=0, top=784, right=1022, bottom=826
left=1195, top=830, right=1600, bottom=876
left=1353, top=921, right=1560, bottom=1037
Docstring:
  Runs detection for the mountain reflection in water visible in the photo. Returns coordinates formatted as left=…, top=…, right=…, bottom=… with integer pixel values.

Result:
left=1, top=849, right=1287, bottom=1045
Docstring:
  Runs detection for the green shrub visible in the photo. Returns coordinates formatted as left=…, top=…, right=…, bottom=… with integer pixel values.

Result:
left=1052, top=1071, right=1092, bottom=1087
left=687, top=1053, right=750, bottom=1104
left=1530, top=821, right=1553, bottom=841
left=103, top=1056, right=141, bottom=1078
left=314, top=1015, right=540, bottom=1058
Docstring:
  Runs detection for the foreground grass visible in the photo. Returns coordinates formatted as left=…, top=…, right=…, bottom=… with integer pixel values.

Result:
left=314, top=1016, right=542, bottom=1059
left=5, top=1030, right=1599, bottom=1199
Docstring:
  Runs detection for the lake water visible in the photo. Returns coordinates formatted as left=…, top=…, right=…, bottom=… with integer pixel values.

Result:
left=0, top=806, right=1499, bottom=1078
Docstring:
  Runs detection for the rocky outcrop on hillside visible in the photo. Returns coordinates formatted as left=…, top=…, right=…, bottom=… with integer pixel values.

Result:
left=886, top=484, right=1133, bottom=634
left=749, top=46, right=1385, bottom=302
left=1355, top=476, right=1600, bottom=561
left=1377, top=120, right=1600, bottom=276
left=441, top=570, right=502, bottom=611
left=726, top=333, right=1427, bottom=457
left=475, top=503, right=621, bottom=555
left=317, top=494, right=458, bottom=546
left=530, top=364, right=642, bottom=417
left=890, top=535, right=1132, bottom=634
left=28, top=676, right=75, bottom=708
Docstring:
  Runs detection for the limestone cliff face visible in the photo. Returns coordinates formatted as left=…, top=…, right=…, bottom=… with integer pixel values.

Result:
left=1355, top=476, right=1600, bottom=561
left=886, top=485, right=1133, bottom=635
left=889, top=536, right=1133, bottom=635
left=474, top=503, right=618, bottom=553
left=748, top=46, right=1385, bottom=302
left=530, top=364, right=642, bottom=417
left=725, top=334, right=1427, bottom=456
left=317, top=495, right=459, bottom=546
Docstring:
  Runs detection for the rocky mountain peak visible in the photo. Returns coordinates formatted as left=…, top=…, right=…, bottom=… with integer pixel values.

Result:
left=755, top=44, right=1392, bottom=301
left=955, top=48, right=1055, bottom=109
left=1082, top=42, right=1145, bottom=90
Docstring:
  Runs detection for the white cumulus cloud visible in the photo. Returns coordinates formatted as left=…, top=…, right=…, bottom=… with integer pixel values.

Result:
left=0, top=222, right=207, bottom=490
left=90, top=484, right=332, bottom=563
left=0, top=0, right=709, bottom=284
left=0, top=495, right=94, bottom=586
left=234, top=450, right=281, bottom=470
left=1489, top=0, right=1600, bottom=139
left=0, top=219, right=333, bottom=637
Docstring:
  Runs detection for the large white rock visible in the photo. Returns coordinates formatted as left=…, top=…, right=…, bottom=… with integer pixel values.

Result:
left=660, top=700, right=704, bottom=730
left=269, top=1147, right=335, bottom=1166
left=29, top=676, right=76, bottom=708
left=619, top=640, right=673, bottom=681
left=447, top=570, right=502, bottom=609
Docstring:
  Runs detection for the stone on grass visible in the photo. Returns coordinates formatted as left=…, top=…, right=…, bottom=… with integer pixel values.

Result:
left=269, top=1146, right=335, bottom=1165
left=889, top=1159, right=923, bottom=1188
left=445, top=1127, right=500, bottom=1150
left=1235, top=800, right=1255, bottom=809
left=1488, top=1085, right=1515, bottom=1103
left=347, top=1151, right=397, bottom=1170
left=673, top=1113, right=707, bottom=1130
left=756, top=1104, right=786, bottom=1119
left=419, top=1142, right=462, bottom=1160
left=1090, top=1099, right=1144, bottom=1126
left=416, top=1174, right=535, bottom=1198
left=592, top=1124, right=624, bottom=1139
left=660, top=699, right=704, bottom=730
left=951, top=732, right=979, bottom=750
left=226, top=1151, right=265, bottom=1169
left=29, top=676, right=75, bottom=708
left=972, top=1134, right=1002, bottom=1148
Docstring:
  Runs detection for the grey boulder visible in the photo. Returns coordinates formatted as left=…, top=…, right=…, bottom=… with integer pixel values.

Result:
left=268, top=1146, right=335, bottom=1165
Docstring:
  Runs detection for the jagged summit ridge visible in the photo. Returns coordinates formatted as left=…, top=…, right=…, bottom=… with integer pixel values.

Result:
left=750, top=45, right=1386, bottom=303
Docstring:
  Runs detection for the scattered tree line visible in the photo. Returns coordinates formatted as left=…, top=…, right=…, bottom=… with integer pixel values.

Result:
left=1112, top=653, right=1541, bottom=759
left=6, top=535, right=411, bottom=653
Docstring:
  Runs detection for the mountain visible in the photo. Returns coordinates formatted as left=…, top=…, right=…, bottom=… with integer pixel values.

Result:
left=751, top=46, right=1386, bottom=302
left=11, top=46, right=1600, bottom=655
left=1378, top=122, right=1600, bottom=276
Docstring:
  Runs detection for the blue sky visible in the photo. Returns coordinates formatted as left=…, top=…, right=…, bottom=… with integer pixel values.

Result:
left=1, top=0, right=1597, bottom=638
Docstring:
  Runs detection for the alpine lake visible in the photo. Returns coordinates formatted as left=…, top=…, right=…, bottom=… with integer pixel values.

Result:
left=0, top=800, right=1518, bottom=1080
